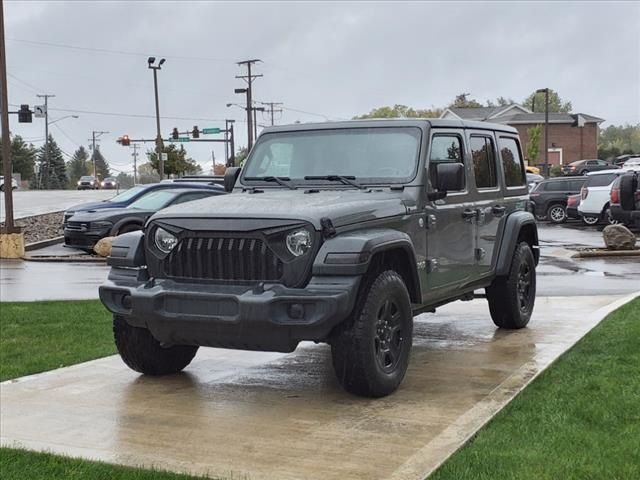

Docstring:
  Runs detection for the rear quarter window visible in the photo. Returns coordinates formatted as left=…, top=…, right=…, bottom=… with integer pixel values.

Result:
left=498, top=137, right=526, bottom=187
left=586, top=174, right=618, bottom=187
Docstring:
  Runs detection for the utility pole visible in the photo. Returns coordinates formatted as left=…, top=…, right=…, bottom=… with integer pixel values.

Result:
left=536, top=88, right=550, bottom=177
left=211, top=150, right=215, bottom=174
left=261, top=102, right=283, bottom=126
left=228, top=122, right=235, bottom=167
left=0, top=0, right=17, bottom=232
left=235, top=59, right=262, bottom=151
left=89, top=130, right=108, bottom=177
left=131, top=143, right=139, bottom=184
left=36, top=93, right=55, bottom=189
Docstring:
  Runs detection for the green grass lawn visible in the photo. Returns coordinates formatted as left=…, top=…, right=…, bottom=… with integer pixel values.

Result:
left=0, top=300, right=115, bottom=381
left=431, top=298, right=640, bottom=480
left=1, top=299, right=638, bottom=479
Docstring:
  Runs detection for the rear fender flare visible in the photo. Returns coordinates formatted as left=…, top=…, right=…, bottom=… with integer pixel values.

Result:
left=495, top=211, right=539, bottom=277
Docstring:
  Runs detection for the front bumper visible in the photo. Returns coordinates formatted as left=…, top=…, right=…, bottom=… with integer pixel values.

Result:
left=99, top=269, right=360, bottom=353
left=64, top=228, right=109, bottom=248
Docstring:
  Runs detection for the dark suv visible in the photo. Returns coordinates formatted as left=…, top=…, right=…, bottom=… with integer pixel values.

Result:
left=100, top=119, right=539, bottom=398
left=611, top=171, right=640, bottom=227
left=529, top=176, right=587, bottom=223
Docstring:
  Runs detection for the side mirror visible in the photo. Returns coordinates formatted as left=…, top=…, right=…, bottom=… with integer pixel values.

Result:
left=224, top=167, right=241, bottom=192
left=427, top=163, right=465, bottom=201
left=619, top=173, right=638, bottom=211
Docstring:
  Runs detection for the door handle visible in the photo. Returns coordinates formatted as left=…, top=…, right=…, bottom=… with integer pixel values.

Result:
left=492, top=205, right=506, bottom=216
left=462, top=209, right=476, bottom=219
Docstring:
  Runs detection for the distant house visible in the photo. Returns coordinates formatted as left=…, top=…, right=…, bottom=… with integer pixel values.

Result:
left=440, top=104, right=605, bottom=166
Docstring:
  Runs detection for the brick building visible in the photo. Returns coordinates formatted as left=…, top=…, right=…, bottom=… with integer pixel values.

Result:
left=440, top=104, right=604, bottom=167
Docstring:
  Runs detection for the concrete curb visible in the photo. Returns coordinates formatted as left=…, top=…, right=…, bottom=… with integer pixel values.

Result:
left=21, top=255, right=106, bottom=263
left=392, top=291, right=640, bottom=480
left=24, top=236, right=64, bottom=252
left=570, top=249, right=640, bottom=258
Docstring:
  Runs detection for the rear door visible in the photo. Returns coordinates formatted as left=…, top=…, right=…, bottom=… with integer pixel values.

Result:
left=467, top=130, right=503, bottom=279
left=423, top=129, right=475, bottom=297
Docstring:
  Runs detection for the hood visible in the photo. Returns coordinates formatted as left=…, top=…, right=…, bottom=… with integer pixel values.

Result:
left=152, top=188, right=410, bottom=229
left=66, top=200, right=117, bottom=213
left=69, top=207, right=153, bottom=223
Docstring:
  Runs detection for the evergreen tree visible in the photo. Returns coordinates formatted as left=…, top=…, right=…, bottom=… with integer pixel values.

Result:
left=523, top=89, right=572, bottom=113
left=91, top=147, right=111, bottom=180
left=66, top=146, right=90, bottom=187
left=0, top=135, right=37, bottom=183
left=34, top=135, right=67, bottom=189
left=147, top=144, right=202, bottom=176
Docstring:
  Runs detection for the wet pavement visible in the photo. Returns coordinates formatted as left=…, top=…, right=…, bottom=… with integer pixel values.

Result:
left=0, top=189, right=114, bottom=221
left=0, top=294, right=634, bottom=480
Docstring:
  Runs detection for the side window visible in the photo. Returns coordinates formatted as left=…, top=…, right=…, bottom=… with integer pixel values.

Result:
left=429, top=134, right=464, bottom=190
left=498, top=137, right=526, bottom=187
left=470, top=136, right=498, bottom=189
left=171, top=192, right=211, bottom=205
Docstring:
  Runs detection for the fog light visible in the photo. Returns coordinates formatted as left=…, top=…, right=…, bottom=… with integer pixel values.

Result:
left=121, top=294, right=132, bottom=310
left=288, top=303, right=305, bottom=320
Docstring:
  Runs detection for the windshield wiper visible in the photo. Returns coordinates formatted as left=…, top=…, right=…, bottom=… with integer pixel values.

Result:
left=244, top=176, right=296, bottom=190
left=304, top=175, right=366, bottom=189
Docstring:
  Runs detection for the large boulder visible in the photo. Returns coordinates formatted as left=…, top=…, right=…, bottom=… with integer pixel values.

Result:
left=93, top=236, right=115, bottom=257
left=603, top=225, right=637, bottom=250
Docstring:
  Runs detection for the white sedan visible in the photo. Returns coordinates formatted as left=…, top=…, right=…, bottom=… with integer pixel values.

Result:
left=0, top=175, right=19, bottom=191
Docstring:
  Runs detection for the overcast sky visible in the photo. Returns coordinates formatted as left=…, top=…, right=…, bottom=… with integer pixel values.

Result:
left=5, top=0, right=640, bottom=176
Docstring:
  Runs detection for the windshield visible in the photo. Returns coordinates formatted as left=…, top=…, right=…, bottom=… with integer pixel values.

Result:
left=127, top=190, right=177, bottom=210
left=242, top=127, right=421, bottom=184
left=80, top=176, right=94, bottom=181
left=109, top=185, right=146, bottom=203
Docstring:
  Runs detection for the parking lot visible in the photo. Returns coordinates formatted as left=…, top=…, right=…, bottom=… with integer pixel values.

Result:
left=0, top=189, right=115, bottom=221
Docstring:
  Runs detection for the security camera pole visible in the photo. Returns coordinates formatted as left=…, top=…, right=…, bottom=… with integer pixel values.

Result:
left=148, top=57, right=166, bottom=179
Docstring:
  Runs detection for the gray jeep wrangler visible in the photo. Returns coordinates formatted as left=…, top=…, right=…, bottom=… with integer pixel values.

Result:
left=100, top=119, right=538, bottom=398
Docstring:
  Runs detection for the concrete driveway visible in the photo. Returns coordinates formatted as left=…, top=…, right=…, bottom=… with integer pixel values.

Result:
left=0, top=294, right=633, bottom=480
left=0, top=189, right=115, bottom=221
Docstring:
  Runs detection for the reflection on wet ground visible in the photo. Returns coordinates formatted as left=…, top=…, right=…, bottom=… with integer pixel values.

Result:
left=1, top=295, right=628, bottom=480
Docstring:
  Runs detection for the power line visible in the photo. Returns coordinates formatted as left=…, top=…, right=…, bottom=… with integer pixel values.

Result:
left=7, top=73, right=41, bottom=93
left=8, top=37, right=235, bottom=63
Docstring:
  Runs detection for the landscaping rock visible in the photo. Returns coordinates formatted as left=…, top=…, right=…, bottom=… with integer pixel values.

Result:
left=93, top=236, right=115, bottom=257
left=603, top=225, right=637, bottom=250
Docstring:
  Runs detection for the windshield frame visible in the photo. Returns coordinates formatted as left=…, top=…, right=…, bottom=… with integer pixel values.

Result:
left=240, top=126, right=423, bottom=188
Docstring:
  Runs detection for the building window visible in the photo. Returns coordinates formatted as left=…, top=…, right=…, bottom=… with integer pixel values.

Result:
left=470, top=136, right=498, bottom=189
left=499, top=137, right=526, bottom=187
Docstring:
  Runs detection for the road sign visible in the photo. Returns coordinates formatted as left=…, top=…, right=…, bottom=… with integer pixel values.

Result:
left=160, top=153, right=169, bottom=161
left=33, top=105, right=46, bottom=118
left=202, top=128, right=221, bottom=134
left=172, top=137, right=191, bottom=142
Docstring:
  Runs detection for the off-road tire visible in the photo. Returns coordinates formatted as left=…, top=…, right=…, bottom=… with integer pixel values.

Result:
left=113, top=315, right=198, bottom=375
left=331, top=270, right=412, bottom=398
left=546, top=204, right=567, bottom=224
left=486, top=242, right=536, bottom=329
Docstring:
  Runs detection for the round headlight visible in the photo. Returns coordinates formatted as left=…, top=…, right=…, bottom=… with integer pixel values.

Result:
left=286, top=229, right=312, bottom=257
left=155, top=227, right=178, bottom=253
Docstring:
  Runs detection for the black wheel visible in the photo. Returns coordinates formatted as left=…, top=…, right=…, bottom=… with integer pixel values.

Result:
left=331, top=270, right=412, bottom=398
left=116, top=223, right=142, bottom=235
left=535, top=214, right=547, bottom=222
left=582, top=215, right=600, bottom=226
left=603, top=206, right=619, bottom=225
left=486, top=242, right=536, bottom=329
left=580, top=169, right=589, bottom=175
left=113, top=315, right=198, bottom=375
left=546, top=204, right=567, bottom=224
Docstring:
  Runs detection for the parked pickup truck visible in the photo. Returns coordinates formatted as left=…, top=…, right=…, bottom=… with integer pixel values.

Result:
left=99, top=119, right=539, bottom=398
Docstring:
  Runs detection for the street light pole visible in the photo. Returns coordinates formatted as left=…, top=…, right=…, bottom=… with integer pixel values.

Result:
left=148, top=57, right=166, bottom=179
left=36, top=93, right=55, bottom=189
left=536, top=88, right=549, bottom=177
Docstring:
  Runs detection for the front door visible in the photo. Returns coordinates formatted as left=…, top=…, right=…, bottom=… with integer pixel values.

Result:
left=423, top=130, right=476, bottom=298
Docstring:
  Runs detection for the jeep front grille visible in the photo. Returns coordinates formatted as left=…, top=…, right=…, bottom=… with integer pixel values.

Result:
left=164, top=237, right=283, bottom=282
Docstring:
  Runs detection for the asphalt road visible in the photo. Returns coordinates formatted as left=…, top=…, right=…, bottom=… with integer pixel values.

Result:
left=0, top=189, right=115, bottom=221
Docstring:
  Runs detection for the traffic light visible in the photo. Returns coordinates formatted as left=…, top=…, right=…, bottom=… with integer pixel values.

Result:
left=117, top=135, right=130, bottom=146
left=192, top=126, right=200, bottom=139
left=18, top=105, right=32, bottom=123
left=172, top=128, right=179, bottom=140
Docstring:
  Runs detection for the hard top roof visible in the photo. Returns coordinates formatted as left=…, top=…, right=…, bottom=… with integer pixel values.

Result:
left=260, top=118, right=518, bottom=135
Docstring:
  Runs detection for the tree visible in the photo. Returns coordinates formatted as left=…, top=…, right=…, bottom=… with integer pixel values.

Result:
left=0, top=135, right=37, bottom=183
left=523, top=89, right=572, bottom=113
left=91, top=147, right=111, bottom=179
left=66, top=146, right=90, bottom=187
left=136, top=162, right=160, bottom=184
left=147, top=144, right=202, bottom=176
left=486, top=96, right=515, bottom=107
left=598, top=123, right=640, bottom=160
left=234, top=147, right=249, bottom=166
left=525, top=125, right=543, bottom=164
left=115, top=172, right=135, bottom=189
left=34, top=135, right=67, bottom=189
left=355, top=104, right=443, bottom=119
left=449, top=93, right=483, bottom=109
